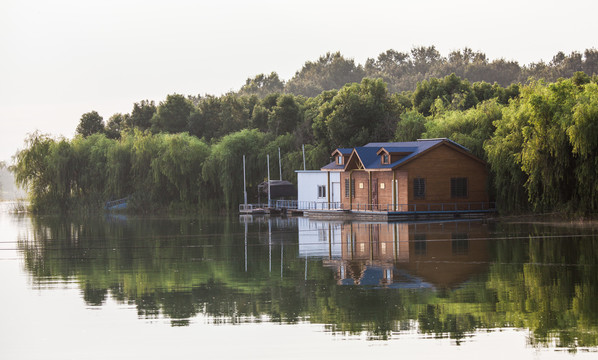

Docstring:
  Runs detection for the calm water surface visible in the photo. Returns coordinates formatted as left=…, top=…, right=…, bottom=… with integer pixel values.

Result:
left=1, top=203, right=597, bottom=359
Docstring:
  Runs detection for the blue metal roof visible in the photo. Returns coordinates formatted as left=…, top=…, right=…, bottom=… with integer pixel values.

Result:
left=321, top=138, right=470, bottom=171
left=358, top=139, right=445, bottom=169
left=321, top=162, right=344, bottom=170
left=336, top=148, right=353, bottom=154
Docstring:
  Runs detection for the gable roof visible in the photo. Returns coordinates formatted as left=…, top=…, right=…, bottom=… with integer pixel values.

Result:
left=321, top=139, right=480, bottom=171
left=322, top=148, right=353, bottom=171
left=333, top=148, right=353, bottom=155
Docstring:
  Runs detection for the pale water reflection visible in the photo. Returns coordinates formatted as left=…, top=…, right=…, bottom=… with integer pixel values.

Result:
left=1, top=208, right=597, bottom=359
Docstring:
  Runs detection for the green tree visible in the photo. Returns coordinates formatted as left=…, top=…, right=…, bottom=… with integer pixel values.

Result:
left=126, top=100, right=156, bottom=131
left=394, top=110, right=427, bottom=142
left=70, top=133, right=113, bottom=203
left=214, top=93, right=252, bottom=138
left=151, top=94, right=194, bottom=134
left=413, top=74, right=478, bottom=116
left=76, top=111, right=105, bottom=137
left=268, top=94, right=303, bottom=136
left=325, top=78, right=396, bottom=148
left=567, top=82, right=598, bottom=211
left=286, top=52, right=366, bottom=97
left=153, top=133, right=210, bottom=204
left=238, top=72, right=284, bottom=98
left=202, top=129, right=271, bottom=208
left=188, top=95, right=222, bottom=140
left=424, top=99, right=503, bottom=160
left=105, top=113, right=128, bottom=140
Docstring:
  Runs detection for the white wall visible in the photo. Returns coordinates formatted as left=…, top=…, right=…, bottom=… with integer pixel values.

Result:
left=296, top=170, right=340, bottom=210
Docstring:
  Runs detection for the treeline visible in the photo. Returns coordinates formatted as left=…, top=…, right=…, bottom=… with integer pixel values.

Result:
left=241, top=47, right=598, bottom=97
left=12, top=69, right=598, bottom=214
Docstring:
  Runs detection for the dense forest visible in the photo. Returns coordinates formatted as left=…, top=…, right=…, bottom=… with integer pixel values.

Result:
left=11, top=47, right=598, bottom=214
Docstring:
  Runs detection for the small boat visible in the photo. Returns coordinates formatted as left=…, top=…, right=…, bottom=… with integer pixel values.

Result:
left=105, top=197, right=128, bottom=211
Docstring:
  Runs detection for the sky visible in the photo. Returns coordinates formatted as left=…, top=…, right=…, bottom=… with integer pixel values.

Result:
left=1, top=0, right=597, bottom=163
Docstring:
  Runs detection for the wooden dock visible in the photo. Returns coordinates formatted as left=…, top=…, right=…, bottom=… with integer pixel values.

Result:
left=304, top=202, right=496, bottom=221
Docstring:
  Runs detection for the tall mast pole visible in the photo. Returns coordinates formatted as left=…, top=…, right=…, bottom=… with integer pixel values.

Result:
left=267, top=154, right=271, bottom=208
left=243, top=154, right=247, bottom=207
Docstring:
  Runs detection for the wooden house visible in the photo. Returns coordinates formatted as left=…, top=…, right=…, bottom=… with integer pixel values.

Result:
left=321, top=139, right=489, bottom=211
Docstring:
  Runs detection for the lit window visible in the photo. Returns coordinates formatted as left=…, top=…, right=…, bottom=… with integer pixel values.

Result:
left=380, top=183, right=385, bottom=189
left=359, top=182, right=364, bottom=189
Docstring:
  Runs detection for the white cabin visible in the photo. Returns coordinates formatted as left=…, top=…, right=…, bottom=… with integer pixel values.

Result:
left=295, top=170, right=341, bottom=210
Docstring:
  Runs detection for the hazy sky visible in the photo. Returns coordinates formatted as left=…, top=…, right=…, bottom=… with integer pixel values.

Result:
left=1, top=0, right=597, bottom=162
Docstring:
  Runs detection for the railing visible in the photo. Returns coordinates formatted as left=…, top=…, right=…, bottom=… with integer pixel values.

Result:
left=239, top=203, right=268, bottom=212
left=239, top=201, right=342, bottom=212
left=239, top=201, right=495, bottom=213
left=278, top=200, right=341, bottom=210
left=340, top=202, right=496, bottom=212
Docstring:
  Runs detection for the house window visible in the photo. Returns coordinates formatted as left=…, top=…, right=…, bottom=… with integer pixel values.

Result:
left=344, top=179, right=355, bottom=198
left=380, top=182, right=385, bottom=189
left=359, top=182, right=364, bottom=189
left=337, top=156, right=343, bottom=165
left=317, top=185, right=326, bottom=198
left=451, top=177, right=468, bottom=198
left=345, top=179, right=349, bottom=198
left=414, top=178, right=426, bottom=199
left=382, top=154, right=389, bottom=164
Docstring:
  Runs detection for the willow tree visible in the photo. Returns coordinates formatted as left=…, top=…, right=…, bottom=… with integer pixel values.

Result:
left=484, top=99, right=529, bottom=212
left=12, top=133, right=75, bottom=212
left=424, top=99, right=503, bottom=160
left=202, top=129, right=271, bottom=208
left=518, top=80, right=578, bottom=211
left=567, top=82, right=598, bottom=211
left=153, top=133, right=210, bottom=204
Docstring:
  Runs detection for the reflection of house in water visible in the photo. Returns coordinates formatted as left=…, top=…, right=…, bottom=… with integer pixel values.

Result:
left=298, top=219, right=489, bottom=289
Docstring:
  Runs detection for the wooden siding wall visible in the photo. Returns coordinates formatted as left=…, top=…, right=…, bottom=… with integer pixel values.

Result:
left=400, top=144, right=488, bottom=204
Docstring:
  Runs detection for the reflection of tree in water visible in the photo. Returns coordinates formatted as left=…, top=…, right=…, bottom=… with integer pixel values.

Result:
left=17, top=215, right=598, bottom=348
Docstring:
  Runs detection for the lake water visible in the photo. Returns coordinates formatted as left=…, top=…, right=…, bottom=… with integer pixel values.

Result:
left=1, top=203, right=597, bottom=359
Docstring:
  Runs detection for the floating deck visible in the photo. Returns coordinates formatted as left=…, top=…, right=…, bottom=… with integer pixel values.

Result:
left=306, top=208, right=495, bottom=221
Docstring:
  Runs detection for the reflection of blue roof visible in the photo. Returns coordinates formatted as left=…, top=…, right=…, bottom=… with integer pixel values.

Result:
left=339, top=266, right=435, bottom=289
left=322, top=139, right=471, bottom=171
